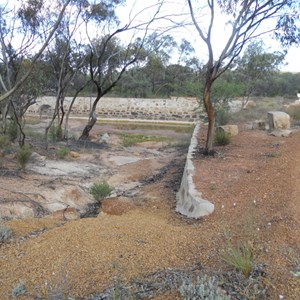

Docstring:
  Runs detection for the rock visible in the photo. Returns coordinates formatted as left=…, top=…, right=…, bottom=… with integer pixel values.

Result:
left=216, top=125, right=239, bottom=137
left=30, top=152, right=46, bottom=164
left=100, top=197, right=136, bottom=215
left=228, top=100, right=242, bottom=112
left=244, top=100, right=256, bottom=109
left=268, top=111, right=290, bottom=130
left=69, top=151, right=80, bottom=158
left=43, top=186, right=94, bottom=215
left=252, top=120, right=269, bottom=130
left=0, top=201, right=36, bottom=219
left=50, top=207, right=80, bottom=220
left=270, top=129, right=293, bottom=137
left=99, top=133, right=110, bottom=144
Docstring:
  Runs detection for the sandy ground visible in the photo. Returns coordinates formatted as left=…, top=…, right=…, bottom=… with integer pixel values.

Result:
left=0, top=124, right=299, bottom=299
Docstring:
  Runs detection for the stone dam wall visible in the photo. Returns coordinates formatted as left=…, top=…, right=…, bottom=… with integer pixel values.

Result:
left=28, top=96, right=200, bottom=122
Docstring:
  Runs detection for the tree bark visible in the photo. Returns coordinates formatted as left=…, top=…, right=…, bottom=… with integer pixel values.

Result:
left=79, top=94, right=101, bottom=140
left=203, top=80, right=215, bottom=154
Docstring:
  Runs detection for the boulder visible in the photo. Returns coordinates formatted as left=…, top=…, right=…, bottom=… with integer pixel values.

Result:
left=252, top=120, right=269, bottom=130
left=244, top=100, right=256, bottom=109
left=268, top=111, right=290, bottom=130
left=0, top=201, right=37, bottom=219
left=99, top=133, right=110, bottom=144
left=270, top=129, right=293, bottom=137
left=216, top=125, right=239, bottom=137
left=51, top=207, right=80, bottom=220
left=69, top=151, right=80, bottom=158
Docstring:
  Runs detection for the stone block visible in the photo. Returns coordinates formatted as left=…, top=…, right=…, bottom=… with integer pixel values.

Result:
left=252, top=120, right=268, bottom=130
left=268, top=111, right=290, bottom=130
left=216, top=125, right=239, bottom=137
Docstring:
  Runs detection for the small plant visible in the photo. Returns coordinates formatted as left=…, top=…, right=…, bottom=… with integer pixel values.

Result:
left=90, top=181, right=113, bottom=201
left=56, top=147, right=70, bottom=159
left=16, top=144, right=32, bottom=171
left=7, top=119, right=18, bottom=142
left=215, top=107, right=230, bottom=126
left=222, top=241, right=253, bottom=277
left=12, top=281, right=26, bottom=298
left=214, top=130, right=231, bottom=146
left=179, top=275, right=231, bottom=300
left=49, top=124, right=63, bottom=142
left=0, top=224, right=12, bottom=242
left=267, top=151, right=281, bottom=158
left=0, top=134, right=11, bottom=150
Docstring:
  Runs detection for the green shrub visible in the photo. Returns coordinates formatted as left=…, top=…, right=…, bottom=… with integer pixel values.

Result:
left=214, top=131, right=231, bottom=146
left=11, top=281, right=26, bottom=298
left=0, top=224, right=12, bottom=242
left=90, top=181, right=113, bottom=201
left=179, top=275, right=231, bottom=300
left=7, top=119, right=18, bottom=142
left=222, top=241, right=253, bottom=277
left=56, top=147, right=70, bottom=159
left=0, top=134, right=11, bottom=150
left=49, top=125, right=63, bottom=142
left=215, top=107, right=230, bottom=126
left=16, top=144, right=32, bottom=170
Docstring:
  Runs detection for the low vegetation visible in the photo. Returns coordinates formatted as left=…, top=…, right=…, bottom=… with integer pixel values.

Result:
left=16, top=144, right=32, bottom=171
left=179, top=275, right=231, bottom=300
left=214, top=131, right=231, bottom=146
left=11, top=281, right=26, bottom=298
left=121, top=133, right=171, bottom=147
left=222, top=241, right=253, bottom=277
left=56, top=147, right=70, bottom=159
left=90, top=181, right=113, bottom=201
left=0, top=224, right=12, bottom=242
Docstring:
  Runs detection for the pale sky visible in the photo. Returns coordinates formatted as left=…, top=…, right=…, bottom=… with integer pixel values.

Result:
left=117, top=0, right=300, bottom=73
left=0, top=0, right=299, bottom=73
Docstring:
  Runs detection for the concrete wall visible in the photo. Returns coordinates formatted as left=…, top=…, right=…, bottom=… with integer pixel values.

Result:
left=28, top=96, right=200, bottom=122
left=176, top=123, right=214, bottom=218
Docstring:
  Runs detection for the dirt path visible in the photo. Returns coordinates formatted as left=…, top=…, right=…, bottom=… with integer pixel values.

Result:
left=0, top=126, right=300, bottom=299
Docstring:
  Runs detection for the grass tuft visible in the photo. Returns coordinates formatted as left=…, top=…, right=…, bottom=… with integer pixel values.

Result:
left=56, top=147, right=70, bottom=159
left=16, top=144, right=32, bottom=171
left=214, top=131, right=231, bottom=146
left=222, top=240, right=253, bottom=277
left=90, top=181, right=113, bottom=201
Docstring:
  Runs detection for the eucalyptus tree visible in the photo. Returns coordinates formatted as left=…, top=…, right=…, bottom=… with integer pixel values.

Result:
left=0, top=0, right=71, bottom=146
left=235, top=41, right=285, bottom=106
left=187, top=0, right=300, bottom=154
left=78, top=1, right=173, bottom=139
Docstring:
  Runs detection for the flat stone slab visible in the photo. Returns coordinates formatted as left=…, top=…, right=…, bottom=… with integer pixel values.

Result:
left=109, top=156, right=142, bottom=166
left=28, top=160, right=103, bottom=177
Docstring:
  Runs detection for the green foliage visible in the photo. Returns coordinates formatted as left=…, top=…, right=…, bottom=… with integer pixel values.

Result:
left=49, top=125, right=63, bottom=142
left=0, top=224, right=12, bottom=242
left=0, top=134, right=11, bottom=150
left=90, top=181, right=113, bottom=201
left=16, top=144, right=32, bottom=170
left=7, top=119, right=18, bottom=142
left=179, top=275, right=231, bottom=300
left=11, top=281, right=26, bottom=298
left=222, top=241, right=253, bottom=277
left=215, top=106, right=230, bottom=126
left=121, top=133, right=169, bottom=147
left=56, top=147, right=70, bottom=159
left=214, top=131, right=231, bottom=146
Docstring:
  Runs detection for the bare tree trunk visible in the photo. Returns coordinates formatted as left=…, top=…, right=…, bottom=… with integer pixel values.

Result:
left=64, top=87, right=85, bottom=140
left=203, top=81, right=215, bottom=154
left=79, top=94, right=101, bottom=140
